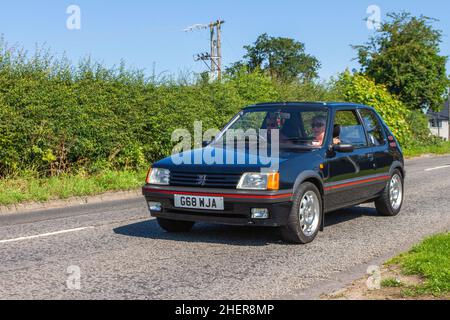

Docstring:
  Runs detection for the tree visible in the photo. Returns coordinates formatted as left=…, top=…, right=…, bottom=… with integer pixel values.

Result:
left=353, top=12, right=450, bottom=112
left=230, top=33, right=320, bottom=83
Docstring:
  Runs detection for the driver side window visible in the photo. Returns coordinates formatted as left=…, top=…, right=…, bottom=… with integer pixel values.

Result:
left=334, top=110, right=368, bottom=148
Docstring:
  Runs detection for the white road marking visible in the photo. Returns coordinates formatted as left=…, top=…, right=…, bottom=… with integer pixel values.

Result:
left=425, top=165, right=450, bottom=172
left=0, top=226, right=95, bottom=244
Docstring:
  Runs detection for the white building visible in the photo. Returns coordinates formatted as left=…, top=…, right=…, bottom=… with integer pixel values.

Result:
left=428, top=98, right=450, bottom=141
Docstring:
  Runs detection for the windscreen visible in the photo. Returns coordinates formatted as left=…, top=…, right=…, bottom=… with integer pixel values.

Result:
left=220, top=107, right=330, bottom=148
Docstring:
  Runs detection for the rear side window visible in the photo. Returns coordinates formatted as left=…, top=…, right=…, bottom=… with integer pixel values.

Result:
left=359, top=109, right=386, bottom=146
left=334, top=110, right=367, bottom=147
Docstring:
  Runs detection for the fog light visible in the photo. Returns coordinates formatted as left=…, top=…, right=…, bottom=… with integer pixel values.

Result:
left=251, top=208, right=269, bottom=219
left=148, top=202, right=162, bottom=212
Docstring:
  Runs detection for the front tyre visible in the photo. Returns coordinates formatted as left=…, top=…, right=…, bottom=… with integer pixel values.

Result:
left=375, top=170, right=404, bottom=216
left=281, top=182, right=322, bottom=244
left=157, top=218, right=195, bottom=232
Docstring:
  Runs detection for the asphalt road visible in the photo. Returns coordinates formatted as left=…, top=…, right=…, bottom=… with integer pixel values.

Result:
left=1, top=155, right=449, bottom=300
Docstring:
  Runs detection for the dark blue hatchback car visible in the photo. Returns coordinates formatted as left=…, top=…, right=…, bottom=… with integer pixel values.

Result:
left=143, top=102, right=405, bottom=244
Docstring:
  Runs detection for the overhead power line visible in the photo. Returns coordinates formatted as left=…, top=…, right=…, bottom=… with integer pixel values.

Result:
left=184, top=20, right=225, bottom=80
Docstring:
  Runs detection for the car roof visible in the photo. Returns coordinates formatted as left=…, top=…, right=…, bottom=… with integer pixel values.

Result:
left=243, top=102, right=373, bottom=110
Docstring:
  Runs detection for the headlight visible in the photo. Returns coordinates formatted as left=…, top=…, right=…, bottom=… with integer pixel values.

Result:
left=146, top=168, right=170, bottom=185
left=237, top=172, right=279, bottom=190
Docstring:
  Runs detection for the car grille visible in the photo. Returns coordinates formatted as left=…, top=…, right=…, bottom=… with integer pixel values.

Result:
left=170, top=172, right=241, bottom=189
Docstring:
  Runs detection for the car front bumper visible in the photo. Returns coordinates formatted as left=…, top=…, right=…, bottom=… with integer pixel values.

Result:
left=142, top=185, right=293, bottom=227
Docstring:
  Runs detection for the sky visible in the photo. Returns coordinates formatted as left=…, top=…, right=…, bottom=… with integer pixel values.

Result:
left=0, top=0, right=449, bottom=81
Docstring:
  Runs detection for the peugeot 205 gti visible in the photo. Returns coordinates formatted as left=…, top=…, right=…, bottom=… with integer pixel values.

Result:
left=142, top=102, right=405, bottom=244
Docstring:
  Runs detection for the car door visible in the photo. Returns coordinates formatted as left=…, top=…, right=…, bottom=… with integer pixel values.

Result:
left=358, top=108, right=393, bottom=195
left=323, top=109, right=375, bottom=211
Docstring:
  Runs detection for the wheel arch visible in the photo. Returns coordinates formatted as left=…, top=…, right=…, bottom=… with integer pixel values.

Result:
left=390, top=161, right=405, bottom=179
left=292, top=171, right=324, bottom=196
left=292, top=171, right=325, bottom=232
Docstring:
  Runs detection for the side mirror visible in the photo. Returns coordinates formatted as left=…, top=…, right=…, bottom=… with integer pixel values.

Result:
left=333, top=144, right=355, bottom=153
left=202, top=140, right=211, bottom=148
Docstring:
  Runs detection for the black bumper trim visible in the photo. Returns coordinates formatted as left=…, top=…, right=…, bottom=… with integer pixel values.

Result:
left=143, top=188, right=293, bottom=227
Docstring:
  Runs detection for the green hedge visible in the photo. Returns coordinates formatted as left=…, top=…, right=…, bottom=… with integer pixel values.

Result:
left=0, top=45, right=436, bottom=178
left=0, top=48, right=341, bottom=177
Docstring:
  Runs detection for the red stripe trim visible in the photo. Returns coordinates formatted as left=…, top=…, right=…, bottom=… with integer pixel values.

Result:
left=144, top=188, right=293, bottom=199
left=324, top=175, right=390, bottom=191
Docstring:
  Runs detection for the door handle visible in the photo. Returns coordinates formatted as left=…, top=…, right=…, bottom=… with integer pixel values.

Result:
left=367, top=153, right=377, bottom=168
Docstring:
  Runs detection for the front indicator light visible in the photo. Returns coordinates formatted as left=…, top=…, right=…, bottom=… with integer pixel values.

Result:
left=145, top=167, right=152, bottom=184
left=267, top=172, right=280, bottom=190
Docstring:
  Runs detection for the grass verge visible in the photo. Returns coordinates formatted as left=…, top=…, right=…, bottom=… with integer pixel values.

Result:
left=403, top=141, right=450, bottom=158
left=0, top=170, right=147, bottom=206
left=387, top=232, right=450, bottom=297
left=325, top=232, right=450, bottom=300
left=381, top=278, right=404, bottom=288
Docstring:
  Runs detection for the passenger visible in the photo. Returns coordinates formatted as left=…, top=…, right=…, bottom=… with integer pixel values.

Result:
left=311, top=116, right=327, bottom=146
left=311, top=116, right=341, bottom=146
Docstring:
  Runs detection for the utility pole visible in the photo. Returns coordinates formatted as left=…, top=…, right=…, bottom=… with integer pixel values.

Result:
left=185, top=19, right=225, bottom=81
left=210, top=23, right=216, bottom=77
left=216, top=20, right=223, bottom=79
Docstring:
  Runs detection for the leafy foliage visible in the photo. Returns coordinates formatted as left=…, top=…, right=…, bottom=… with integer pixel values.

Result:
left=229, top=33, right=321, bottom=83
left=336, top=72, right=424, bottom=148
left=353, top=12, right=450, bottom=112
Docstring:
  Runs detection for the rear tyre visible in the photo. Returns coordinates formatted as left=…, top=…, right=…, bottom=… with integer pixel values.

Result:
left=281, top=182, right=322, bottom=244
left=157, top=218, right=195, bottom=232
left=375, top=169, right=404, bottom=216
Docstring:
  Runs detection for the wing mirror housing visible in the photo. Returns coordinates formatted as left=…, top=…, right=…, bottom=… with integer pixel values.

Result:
left=333, top=144, right=355, bottom=153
